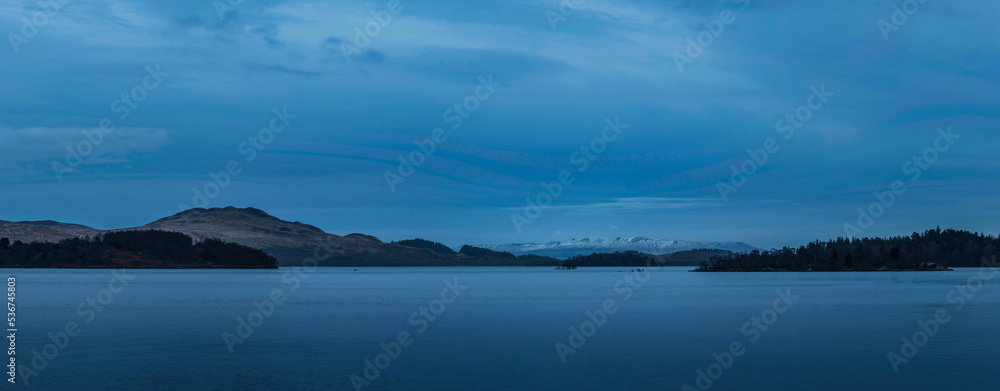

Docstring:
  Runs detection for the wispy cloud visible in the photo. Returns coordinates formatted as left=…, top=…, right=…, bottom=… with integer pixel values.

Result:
left=242, top=62, right=323, bottom=77
left=0, top=126, right=169, bottom=176
left=1, top=0, right=998, bottom=248
left=504, top=197, right=722, bottom=214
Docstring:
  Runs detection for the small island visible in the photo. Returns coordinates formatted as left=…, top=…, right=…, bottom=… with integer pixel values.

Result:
left=0, top=230, right=278, bottom=269
left=694, top=228, right=995, bottom=272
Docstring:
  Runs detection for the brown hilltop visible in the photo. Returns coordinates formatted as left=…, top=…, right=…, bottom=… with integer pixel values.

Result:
left=0, top=220, right=102, bottom=244
left=137, top=207, right=475, bottom=266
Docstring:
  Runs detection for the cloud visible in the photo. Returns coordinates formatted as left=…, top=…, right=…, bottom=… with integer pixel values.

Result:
left=361, top=50, right=385, bottom=63
left=249, top=23, right=283, bottom=47
left=1, top=0, right=999, bottom=248
left=175, top=15, right=206, bottom=28
left=0, top=126, right=170, bottom=176
left=322, top=36, right=343, bottom=47
left=395, top=48, right=572, bottom=83
left=503, top=197, right=722, bottom=214
left=242, top=62, right=323, bottom=77
left=320, top=36, right=384, bottom=63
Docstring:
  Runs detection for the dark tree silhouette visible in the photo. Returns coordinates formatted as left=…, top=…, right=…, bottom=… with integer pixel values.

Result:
left=565, top=251, right=655, bottom=267
left=393, top=238, right=457, bottom=255
left=696, top=229, right=996, bottom=271
left=0, top=230, right=277, bottom=269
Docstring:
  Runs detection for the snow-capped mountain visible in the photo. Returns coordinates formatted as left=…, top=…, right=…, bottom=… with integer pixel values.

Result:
left=477, top=237, right=759, bottom=259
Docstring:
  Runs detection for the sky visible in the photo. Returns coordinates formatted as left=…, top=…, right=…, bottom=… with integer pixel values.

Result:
left=1, top=0, right=999, bottom=249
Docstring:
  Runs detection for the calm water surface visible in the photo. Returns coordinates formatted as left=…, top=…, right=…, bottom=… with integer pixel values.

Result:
left=9, top=267, right=1000, bottom=390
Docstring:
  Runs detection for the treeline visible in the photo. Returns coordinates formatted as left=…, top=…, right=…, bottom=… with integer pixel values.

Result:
left=696, top=228, right=997, bottom=272
left=393, top=239, right=456, bottom=255
left=564, top=251, right=657, bottom=267
left=562, top=249, right=732, bottom=267
left=0, top=230, right=277, bottom=269
left=455, top=245, right=560, bottom=266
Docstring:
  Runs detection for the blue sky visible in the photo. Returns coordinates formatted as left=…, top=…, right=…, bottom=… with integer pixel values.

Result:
left=1, top=0, right=999, bottom=249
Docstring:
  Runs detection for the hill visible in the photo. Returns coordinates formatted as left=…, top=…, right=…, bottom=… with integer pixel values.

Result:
left=138, top=207, right=562, bottom=266
left=0, top=220, right=102, bottom=244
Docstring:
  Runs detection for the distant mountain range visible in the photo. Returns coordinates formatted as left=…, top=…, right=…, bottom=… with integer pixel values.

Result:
left=0, top=207, right=558, bottom=267
left=0, top=207, right=749, bottom=267
left=478, top=237, right=759, bottom=259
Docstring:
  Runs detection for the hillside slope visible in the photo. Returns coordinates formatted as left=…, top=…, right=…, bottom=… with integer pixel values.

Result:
left=0, top=220, right=102, bottom=244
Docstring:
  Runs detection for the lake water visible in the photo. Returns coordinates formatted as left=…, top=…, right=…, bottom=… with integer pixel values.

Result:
left=8, top=267, right=1000, bottom=390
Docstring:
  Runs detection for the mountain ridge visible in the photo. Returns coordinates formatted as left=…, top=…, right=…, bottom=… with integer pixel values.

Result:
left=0, top=207, right=560, bottom=266
left=0, top=207, right=754, bottom=266
left=478, top=236, right=759, bottom=259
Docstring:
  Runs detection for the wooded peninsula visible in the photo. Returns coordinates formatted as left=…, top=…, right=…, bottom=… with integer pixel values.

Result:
left=695, top=228, right=996, bottom=272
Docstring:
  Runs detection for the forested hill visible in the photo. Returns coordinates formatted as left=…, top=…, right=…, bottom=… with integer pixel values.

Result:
left=0, top=230, right=277, bottom=269
left=696, top=228, right=998, bottom=272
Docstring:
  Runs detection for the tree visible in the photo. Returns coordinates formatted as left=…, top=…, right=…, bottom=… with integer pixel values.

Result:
left=695, top=229, right=999, bottom=271
left=0, top=230, right=276, bottom=269
left=889, top=247, right=901, bottom=262
left=0, top=238, right=8, bottom=250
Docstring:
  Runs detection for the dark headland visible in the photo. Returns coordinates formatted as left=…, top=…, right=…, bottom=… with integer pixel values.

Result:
left=694, top=228, right=996, bottom=272
left=0, top=230, right=277, bottom=269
